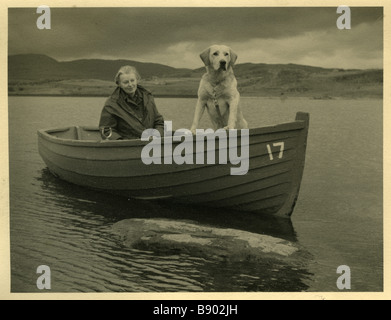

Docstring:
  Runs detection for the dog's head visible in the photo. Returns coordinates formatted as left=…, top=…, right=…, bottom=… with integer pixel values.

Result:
left=200, top=45, right=238, bottom=71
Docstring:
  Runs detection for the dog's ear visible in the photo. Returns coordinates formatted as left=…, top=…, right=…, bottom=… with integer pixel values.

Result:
left=200, top=47, right=210, bottom=66
left=229, top=49, right=238, bottom=66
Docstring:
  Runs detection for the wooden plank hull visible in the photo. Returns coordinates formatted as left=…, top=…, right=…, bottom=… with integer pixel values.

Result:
left=37, top=112, right=309, bottom=217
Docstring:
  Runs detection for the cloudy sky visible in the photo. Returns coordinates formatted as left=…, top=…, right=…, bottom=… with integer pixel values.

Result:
left=8, top=6, right=383, bottom=69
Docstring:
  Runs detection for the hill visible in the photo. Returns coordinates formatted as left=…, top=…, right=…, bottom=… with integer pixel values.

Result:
left=8, top=54, right=383, bottom=99
left=8, top=54, right=187, bottom=80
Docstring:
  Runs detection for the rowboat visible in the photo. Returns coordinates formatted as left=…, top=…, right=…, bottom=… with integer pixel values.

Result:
left=37, top=112, right=309, bottom=218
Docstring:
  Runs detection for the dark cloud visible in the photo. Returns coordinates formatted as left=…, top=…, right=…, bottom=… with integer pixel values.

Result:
left=8, top=6, right=383, bottom=68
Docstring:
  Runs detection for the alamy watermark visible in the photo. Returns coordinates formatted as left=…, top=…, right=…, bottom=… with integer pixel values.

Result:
left=336, top=265, right=351, bottom=290
left=336, top=6, right=351, bottom=30
left=36, top=5, right=51, bottom=30
left=36, top=265, right=51, bottom=290
left=140, top=121, right=250, bottom=176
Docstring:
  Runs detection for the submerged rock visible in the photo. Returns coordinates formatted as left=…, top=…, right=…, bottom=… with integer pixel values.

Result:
left=112, top=218, right=302, bottom=262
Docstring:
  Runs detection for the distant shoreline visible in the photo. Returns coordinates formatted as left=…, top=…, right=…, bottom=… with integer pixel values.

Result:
left=8, top=93, right=198, bottom=99
left=8, top=93, right=382, bottom=100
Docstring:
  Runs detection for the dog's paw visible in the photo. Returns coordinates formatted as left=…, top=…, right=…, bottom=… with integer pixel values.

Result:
left=223, top=125, right=235, bottom=130
left=190, top=127, right=197, bottom=135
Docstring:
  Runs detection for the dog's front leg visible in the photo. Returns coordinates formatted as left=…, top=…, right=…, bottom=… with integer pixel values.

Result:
left=224, top=93, right=240, bottom=130
left=190, top=99, right=206, bottom=135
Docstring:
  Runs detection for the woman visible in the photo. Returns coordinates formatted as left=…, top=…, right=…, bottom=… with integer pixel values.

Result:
left=99, top=65, right=165, bottom=140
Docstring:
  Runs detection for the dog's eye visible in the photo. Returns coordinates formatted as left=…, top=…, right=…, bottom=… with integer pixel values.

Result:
left=213, top=52, right=218, bottom=56
left=224, top=53, right=229, bottom=56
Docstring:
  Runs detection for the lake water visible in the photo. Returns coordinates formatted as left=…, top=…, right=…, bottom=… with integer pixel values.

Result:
left=8, top=96, right=383, bottom=293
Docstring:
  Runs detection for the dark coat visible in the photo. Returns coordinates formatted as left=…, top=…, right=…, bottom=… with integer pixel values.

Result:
left=99, top=86, right=164, bottom=140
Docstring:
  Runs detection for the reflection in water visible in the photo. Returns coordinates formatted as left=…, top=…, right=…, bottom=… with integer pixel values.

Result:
left=30, top=168, right=314, bottom=292
left=37, top=168, right=298, bottom=240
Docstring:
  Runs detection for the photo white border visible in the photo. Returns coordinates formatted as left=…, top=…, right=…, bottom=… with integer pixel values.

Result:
left=1, top=0, right=389, bottom=300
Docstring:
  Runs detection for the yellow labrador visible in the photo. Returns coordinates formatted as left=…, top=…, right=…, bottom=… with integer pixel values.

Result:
left=190, top=45, right=248, bottom=134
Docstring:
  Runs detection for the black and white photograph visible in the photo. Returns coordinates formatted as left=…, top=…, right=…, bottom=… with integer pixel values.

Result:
left=2, top=1, right=386, bottom=298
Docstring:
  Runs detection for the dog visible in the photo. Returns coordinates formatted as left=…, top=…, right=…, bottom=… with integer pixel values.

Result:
left=190, top=45, right=248, bottom=134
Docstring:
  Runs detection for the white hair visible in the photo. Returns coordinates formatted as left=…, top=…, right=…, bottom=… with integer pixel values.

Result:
left=114, top=65, right=141, bottom=84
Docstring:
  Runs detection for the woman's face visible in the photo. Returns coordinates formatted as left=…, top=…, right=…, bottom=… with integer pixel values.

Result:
left=118, top=72, right=138, bottom=96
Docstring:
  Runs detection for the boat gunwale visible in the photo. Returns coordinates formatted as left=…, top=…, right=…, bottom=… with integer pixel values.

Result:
left=38, top=132, right=299, bottom=163
left=37, top=120, right=307, bottom=148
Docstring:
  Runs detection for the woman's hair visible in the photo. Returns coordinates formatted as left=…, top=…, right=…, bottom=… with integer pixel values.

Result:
left=114, top=65, right=141, bottom=84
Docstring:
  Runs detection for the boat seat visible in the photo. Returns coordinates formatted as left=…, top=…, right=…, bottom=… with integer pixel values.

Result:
left=75, top=126, right=101, bottom=141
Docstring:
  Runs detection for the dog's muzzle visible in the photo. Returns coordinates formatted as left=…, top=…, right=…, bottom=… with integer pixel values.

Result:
left=219, top=60, right=227, bottom=71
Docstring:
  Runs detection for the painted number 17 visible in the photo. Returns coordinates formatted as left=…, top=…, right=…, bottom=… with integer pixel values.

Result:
left=267, top=142, right=284, bottom=160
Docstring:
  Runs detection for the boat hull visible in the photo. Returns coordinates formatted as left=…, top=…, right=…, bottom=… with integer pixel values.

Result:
left=37, top=112, right=309, bottom=217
